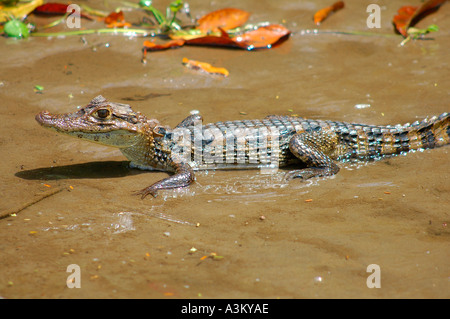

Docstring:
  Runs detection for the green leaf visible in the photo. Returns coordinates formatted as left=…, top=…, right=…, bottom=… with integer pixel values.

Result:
left=34, top=85, right=44, bottom=93
left=138, top=0, right=152, bottom=7
left=427, top=24, right=439, bottom=32
left=4, top=19, right=29, bottom=38
left=169, top=0, right=183, bottom=13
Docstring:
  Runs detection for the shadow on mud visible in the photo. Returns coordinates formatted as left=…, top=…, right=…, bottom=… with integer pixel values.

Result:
left=15, top=161, right=145, bottom=180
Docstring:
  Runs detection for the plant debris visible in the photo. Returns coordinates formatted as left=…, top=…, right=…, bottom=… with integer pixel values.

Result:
left=0, top=0, right=43, bottom=23
left=196, top=7, right=250, bottom=33
left=314, top=1, right=345, bottom=25
left=104, top=10, right=131, bottom=28
left=33, top=2, right=94, bottom=20
left=0, top=0, right=445, bottom=51
left=182, top=57, right=229, bottom=77
left=393, top=0, right=445, bottom=37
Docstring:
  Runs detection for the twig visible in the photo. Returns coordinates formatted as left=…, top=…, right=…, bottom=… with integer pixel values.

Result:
left=31, top=28, right=155, bottom=37
left=0, top=187, right=65, bottom=220
left=299, top=29, right=398, bottom=38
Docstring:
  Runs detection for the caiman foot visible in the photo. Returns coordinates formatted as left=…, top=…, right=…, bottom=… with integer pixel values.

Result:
left=134, top=186, right=159, bottom=199
left=134, top=161, right=195, bottom=199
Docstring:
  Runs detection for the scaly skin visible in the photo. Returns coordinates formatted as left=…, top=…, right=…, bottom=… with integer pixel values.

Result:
left=35, top=96, right=450, bottom=198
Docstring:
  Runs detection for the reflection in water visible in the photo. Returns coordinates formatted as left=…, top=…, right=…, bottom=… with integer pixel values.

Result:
left=110, top=212, right=135, bottom=234
left=155, top=169, right=320, bottom=203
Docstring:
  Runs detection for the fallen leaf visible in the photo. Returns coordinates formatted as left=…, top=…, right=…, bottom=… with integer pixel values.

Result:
left=393, top=6, right=420, bottom=37
left=231, top=24, right=291, bottom=49
left=143, top=39, right=186, bottom=52
left=3, top=19, right=29, bottom=38
left=197, top=8, right=250, bottom=33
left=33, top=2, right=93, bottom=20
left=314, top=1, right=345, bottom=25
left=0, top=0, right=43, bottom=23
left=183, top=28, right=239, bottom=48
left=185, top=24, right=291, bottom=50
left=104, top=10, right=131, bottom=28
left=393, top=0, right=446, bottom=37
left=182, top=58, right=229, bottom=77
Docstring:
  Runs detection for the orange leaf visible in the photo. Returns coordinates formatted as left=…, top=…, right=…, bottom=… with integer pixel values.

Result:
left=144, top=25, right=291, bottom=53
left=182, top=58, right=229, bottom=77
left=393, top=0, right=446, bottom=37
left=232, top=24, right=291, bottom=49
left=197, top=8, right=250, bottom=33
left=393, top=6, right=417, bottom=37
left=104, top=11, right=132, bottom=28
left=105, top=11, right=124, bottom=24
left=143, top=39, right=186, bottom=51
left=314, top=1, right=345, bottom=25
left=185, top=24, right=290, bottom=50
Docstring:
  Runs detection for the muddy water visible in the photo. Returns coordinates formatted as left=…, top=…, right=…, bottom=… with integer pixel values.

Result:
left=0, top=0, right=449, bottom=298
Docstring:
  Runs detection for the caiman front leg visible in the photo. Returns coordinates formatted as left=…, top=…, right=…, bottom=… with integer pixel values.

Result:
left=135, top=159, right=195, bottom=198
left=286, top=131, right=340, bottom=181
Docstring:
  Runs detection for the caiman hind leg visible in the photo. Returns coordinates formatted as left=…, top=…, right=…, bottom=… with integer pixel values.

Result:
left=285, top=130, right=340, bottom=181
left=135, top=160, right=195, bottom=198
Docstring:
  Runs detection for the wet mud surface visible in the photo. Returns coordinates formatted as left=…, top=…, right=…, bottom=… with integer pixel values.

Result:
left=0, top=1, right=449, bottom=298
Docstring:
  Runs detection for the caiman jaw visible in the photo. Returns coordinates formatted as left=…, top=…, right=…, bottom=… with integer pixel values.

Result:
left=35, top=95, right=146, bottom=148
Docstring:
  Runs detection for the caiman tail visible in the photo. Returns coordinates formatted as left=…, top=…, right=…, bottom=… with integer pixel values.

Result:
left=405, top=112, right=450, bottom=151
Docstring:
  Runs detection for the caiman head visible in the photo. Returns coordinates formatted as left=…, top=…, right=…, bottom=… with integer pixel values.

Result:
left=35, top=95, right=153, bottom=148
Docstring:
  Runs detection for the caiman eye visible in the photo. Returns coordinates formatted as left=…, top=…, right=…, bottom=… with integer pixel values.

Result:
left=96, top=108, right=110, bottom=119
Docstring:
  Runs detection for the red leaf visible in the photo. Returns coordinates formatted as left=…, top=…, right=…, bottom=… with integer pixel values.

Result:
left=314, top=1, right=345, bottom=25
left=33, top=2, right=92, bottom=20
left=393, top=0, right=446, bottom=37
left=34, top=3, right=69, bottom=14
left=185, top=25, right=291, bottom=50
left=197, top=8, right=250, bottom=33
left=144, top=23, right=290, bottom=53
left=184, top=28, right=240, bottom=48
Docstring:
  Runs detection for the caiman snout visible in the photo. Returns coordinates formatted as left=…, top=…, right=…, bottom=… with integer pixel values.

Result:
left=35, top=111, right=53, bottom=126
